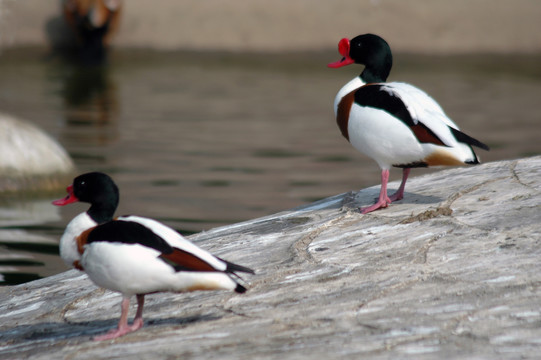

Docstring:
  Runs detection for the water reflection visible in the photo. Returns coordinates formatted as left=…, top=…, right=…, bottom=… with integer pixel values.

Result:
left=45, top=0, right=122, bottom=148
left=0, top=200, right=64, bottom=285
left=61, top=64, right=119, bottom=145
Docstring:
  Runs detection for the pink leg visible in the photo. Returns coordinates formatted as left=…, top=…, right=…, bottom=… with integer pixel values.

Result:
left=131, top=294, right=145, bottom=330
left=360, top=169, right=392, bottom=214
left=389, top=168, right=410, bottom=202
left=94, top=295, right=145, bottom=341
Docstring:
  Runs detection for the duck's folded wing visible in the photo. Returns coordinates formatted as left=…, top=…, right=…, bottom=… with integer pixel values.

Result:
left=103, top=216, right=229, bottom=272
left=354, top=83, right=457, bottom=147
left=382, top=83, right=489, bottom=150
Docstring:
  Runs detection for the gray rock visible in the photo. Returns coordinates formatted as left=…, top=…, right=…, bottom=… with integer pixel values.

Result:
left=0, top=113, right=74, bottom=193
left=0, top=156, right=540, bottom=359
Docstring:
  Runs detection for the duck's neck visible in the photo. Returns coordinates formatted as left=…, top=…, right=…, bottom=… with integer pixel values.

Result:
left=333, top=52, right=393, bottom=114
left=361, top=51, right=392, bottom=83
left=87, top=203, right=117, bottom=224
left=361, top=68, right=387, bottom=83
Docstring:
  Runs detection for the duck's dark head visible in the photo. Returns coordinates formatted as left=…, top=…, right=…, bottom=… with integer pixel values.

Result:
left=53, top=172, right=119, bottom=224
left=328, top=34, right=393, bottom=83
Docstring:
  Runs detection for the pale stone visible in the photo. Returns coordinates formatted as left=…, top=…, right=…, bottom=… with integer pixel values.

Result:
left=0, top=112, right=74, bottom=192
left=0, top=156, right=540, bottom=359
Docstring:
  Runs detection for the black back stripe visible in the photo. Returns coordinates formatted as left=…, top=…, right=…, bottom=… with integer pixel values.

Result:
left=86, top=220, right=174, bottom=254
left=354, top=84, right=415, bottom=127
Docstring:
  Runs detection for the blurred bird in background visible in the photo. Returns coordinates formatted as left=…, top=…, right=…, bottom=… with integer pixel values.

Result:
left=63, top=0, right=122, bottom=65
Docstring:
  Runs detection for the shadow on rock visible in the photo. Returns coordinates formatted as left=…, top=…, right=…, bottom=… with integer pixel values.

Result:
left=0, top=313, right=221, bottom=344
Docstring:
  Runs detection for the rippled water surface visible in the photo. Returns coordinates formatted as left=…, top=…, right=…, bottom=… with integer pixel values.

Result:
left=1, top=48, right=540, bottom=284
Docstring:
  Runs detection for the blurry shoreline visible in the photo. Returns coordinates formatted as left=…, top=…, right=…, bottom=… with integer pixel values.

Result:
left=1, top=0, right=541, bottom=55
left=4, top=44, right=541, bottom=70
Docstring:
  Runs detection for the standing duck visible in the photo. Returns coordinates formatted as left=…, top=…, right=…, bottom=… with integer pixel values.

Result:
left=53, top=172, right=254, bottom=340
left=63, top=0, right=122, bottom=65
left=328, top=34, right=489, bottom=213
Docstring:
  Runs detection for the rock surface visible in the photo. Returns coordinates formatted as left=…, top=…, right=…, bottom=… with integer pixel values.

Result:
left=0, top=112, right=74, bottom=193
left=0, top=156, right=540, bottom=359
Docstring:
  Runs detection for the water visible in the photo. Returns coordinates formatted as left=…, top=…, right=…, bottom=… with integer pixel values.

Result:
left=1, top=48, right=540, bottom=285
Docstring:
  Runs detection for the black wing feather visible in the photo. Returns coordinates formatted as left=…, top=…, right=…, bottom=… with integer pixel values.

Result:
left=449, top=127, right=490, bottom=150
left=86, top=220, right=174, bottom=254
left=217, top=256, right=255, bottom=275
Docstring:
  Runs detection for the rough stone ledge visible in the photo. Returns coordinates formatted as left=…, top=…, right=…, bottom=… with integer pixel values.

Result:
left=0, top=156, right=540, bottom=359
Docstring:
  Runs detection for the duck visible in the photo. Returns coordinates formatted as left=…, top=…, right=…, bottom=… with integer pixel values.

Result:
left=52, top=172, right=254, bottom=340
left=328, top=34, right=489, bottom=213
left=63, top=0, right=123, bottom=65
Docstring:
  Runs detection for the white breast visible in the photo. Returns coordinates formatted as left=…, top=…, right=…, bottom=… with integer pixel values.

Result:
left=333, top=76, right=365, bottom=115
left=59, top=212, right=96, bottom=268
